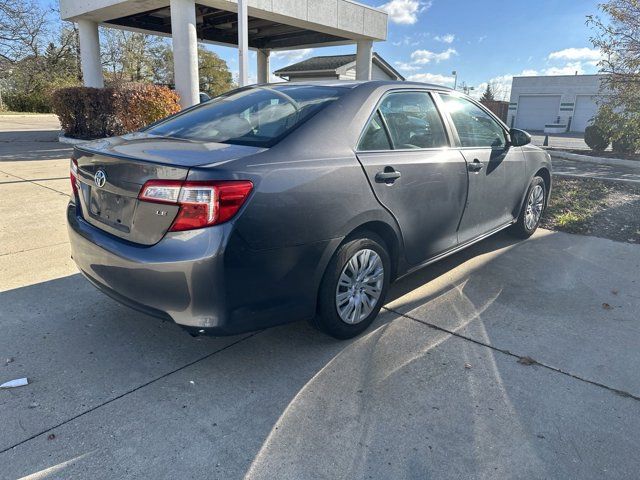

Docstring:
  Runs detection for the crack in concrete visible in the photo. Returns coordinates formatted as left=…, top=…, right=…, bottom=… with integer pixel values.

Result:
left=0, top=176, right=68, bottom=185
left=384, top=306, right=640, bottom=402
left=0, top=169, right=68, bottom=196
left=0, top=241, right=69, bottom=258
left=0, top=332, right=260, bottom=455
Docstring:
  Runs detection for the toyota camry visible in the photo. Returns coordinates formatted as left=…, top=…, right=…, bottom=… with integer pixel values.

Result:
left=67, top=81, right=551, bottom=339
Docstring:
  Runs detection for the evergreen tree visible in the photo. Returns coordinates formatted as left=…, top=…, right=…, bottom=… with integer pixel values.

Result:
left=480, top=83, right=495, bottom=102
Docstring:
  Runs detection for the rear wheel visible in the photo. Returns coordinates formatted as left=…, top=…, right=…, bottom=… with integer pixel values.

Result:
left=510, top=176, right=546, bottom=238
left=314, top=233, right=390, bottom=339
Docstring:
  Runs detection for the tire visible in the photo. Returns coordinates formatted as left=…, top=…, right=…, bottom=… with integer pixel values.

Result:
left=314, top=233, right=391, bottom=339
left=510, top=176, right=546, bottom=238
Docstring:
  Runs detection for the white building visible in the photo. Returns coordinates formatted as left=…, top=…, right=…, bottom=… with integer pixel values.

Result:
left=59, top=0, right=389, bottom=108
left=508, top=74, right=607, bottom=133
left=273, top=53, right=404, bottom=81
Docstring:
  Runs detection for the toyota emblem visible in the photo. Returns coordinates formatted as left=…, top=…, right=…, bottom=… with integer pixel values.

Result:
left=94, top=169, right=106, bottom=188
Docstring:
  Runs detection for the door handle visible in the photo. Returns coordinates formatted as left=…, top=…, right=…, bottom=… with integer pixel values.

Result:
left=468, top=159, right=484, bottom=172
left=375, top=167, right=401, bottom=184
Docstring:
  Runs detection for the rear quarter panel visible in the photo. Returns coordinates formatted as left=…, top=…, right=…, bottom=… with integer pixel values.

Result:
left=217, top=84, right=403, bottom=251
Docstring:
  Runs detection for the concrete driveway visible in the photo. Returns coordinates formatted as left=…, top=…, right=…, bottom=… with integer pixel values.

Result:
left=1, top=116, right=640, bottom=479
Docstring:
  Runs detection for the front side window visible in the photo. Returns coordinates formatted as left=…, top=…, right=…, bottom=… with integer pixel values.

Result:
left=378, top=91, right=449, bottom=149
left=440, top=94, right=507, bottom=148
left=147, top=85, right=346, bottom=147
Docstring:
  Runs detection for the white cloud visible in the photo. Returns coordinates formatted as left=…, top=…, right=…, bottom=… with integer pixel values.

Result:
left=379, top=0, right=431, bottom=25
left=410, top=48, right=458, bottom=64
left=471, top=74, right=517, bottom=101
left=407, top=72, right=456, bottom=86
left=548, top=47, right=601, bottom=62
left=434, top=33, right=455, bottom=44
left=543, top=62, right=584, bottom=76
left=394, top=61, right=421, bottom=72
left=270, top=49, right=314, bottom=62
left=392, top=35, right=420, bottom=47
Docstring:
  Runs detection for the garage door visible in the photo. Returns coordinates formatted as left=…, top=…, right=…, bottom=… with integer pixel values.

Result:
left=515, top=95, right=561, bottom=131
left=571, top=95, right=599, bottom=133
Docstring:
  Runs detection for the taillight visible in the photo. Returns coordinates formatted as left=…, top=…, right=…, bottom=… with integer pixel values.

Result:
left=70, top=158, right=79, bottom=197
left=138, top=180, right=253, bottom=231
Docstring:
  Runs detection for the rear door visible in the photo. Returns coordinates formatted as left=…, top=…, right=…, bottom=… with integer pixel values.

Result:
left=356, top=90, right=468, bottom=266
left=438, top=93, right=526, bottom=243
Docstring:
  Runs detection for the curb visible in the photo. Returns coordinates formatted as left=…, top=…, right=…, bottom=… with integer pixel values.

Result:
left=547, top=149, right=640, bottom=170
left=58, top=134, right=90, bottom=145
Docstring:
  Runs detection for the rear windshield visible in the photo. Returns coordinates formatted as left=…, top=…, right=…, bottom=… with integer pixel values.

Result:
left=146, top=85, right=346, bottom=147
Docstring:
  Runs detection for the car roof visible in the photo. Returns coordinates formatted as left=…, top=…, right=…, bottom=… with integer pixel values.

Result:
left=255, top=80, right=454, bottom=92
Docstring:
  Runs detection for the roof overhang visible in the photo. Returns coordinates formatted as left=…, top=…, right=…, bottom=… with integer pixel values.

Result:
left=338, top=53, right=404, bottom=80
left=59, top=0, right=388, bottom=50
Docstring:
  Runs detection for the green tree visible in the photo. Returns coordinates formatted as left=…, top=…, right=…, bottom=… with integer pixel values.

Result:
left=150, top=45, right=235, bottom=96
left=100, top=29, right=165, bottom=83
left=588, top=0, right=640, bottom=152
left=480, top=83, right=495, bottom=102
left=198, top=47, right=234, bottom=96
left=0, top=1, right=80, bottom=111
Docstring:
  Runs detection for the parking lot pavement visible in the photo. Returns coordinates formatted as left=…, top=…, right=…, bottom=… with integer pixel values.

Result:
left=1, top=118, right=640, bottom=479
left=0, top=114, right=72, bottom=161
left=530, top=132, right=588, bottom=150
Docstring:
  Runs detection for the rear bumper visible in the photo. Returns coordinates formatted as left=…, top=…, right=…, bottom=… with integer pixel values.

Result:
left=67, top=203, right=340, bottom=335
left=67, top=202, right=236, bottom=333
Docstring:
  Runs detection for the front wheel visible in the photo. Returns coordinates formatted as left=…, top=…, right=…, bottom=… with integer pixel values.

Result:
left=510, top=176, right=546, bottom=238
left=314, top=233, right=390, bottom=339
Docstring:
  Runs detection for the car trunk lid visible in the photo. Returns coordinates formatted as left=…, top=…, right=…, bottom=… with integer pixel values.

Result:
left=74, top=134, right=264, bottom=245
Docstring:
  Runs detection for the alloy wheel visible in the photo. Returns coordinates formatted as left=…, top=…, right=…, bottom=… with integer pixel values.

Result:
left=525, top=184, right=545, bottom=230
left=335, top=248, right=384, bottom=324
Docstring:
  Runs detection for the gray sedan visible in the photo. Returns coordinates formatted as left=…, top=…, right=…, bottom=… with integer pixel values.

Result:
left=67, top=81, right=551, bottom=339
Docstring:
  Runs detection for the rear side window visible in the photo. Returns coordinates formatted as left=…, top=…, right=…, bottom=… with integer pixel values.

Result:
left=358, top=111, right=392, bottom=151
left=440, top=94, right=507, bottom=148
left=147, top=85, right=346, bottom=148
left=378, top=92, right=448, bottom=149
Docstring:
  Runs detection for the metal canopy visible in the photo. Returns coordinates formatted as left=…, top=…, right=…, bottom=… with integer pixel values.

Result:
left=106, top=4, right=347, bottom=49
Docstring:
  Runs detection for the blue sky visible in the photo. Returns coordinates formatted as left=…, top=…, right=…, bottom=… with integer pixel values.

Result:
left=224, top=0, right=603, bottom=99
left=48, top=0, right=604, bottom=99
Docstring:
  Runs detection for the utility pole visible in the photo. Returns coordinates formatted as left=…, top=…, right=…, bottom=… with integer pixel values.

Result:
left=458, top=81, right=475, bottom=95
left=452, top=70, right=458, bottom=90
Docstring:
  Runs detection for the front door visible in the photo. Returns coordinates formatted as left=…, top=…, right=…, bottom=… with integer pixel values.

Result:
left=438, top=94, right=526, bottom=243
left=356, top=91, right=468, bottom=266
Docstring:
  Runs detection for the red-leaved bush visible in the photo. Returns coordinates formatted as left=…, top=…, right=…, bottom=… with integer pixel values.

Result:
left=52, top=84, right=181, bottom=139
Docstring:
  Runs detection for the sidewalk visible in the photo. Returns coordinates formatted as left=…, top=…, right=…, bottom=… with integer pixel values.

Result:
left=551, top=155, right=640, bottom=185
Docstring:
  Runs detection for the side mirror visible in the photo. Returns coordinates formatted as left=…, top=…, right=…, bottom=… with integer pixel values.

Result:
left=509, top=128, right=531, bottom=147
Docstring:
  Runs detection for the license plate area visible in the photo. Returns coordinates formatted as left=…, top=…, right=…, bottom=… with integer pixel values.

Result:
left=88, top=187, right=135, bottom=233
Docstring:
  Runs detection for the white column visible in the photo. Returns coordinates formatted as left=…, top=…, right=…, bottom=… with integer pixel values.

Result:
left=238, top=0, right=249, bottom=86
left=257, top=49, right=270, bottom=84
left=77, top=20, right=104, bottom=88
left=170, top=0, right=199, bottom=108
left=355, top=40, right=373, bottom=81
